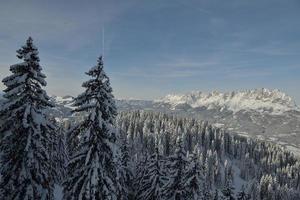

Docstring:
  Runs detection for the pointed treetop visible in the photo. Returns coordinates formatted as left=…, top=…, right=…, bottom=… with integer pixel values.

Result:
left=176, top=136, right=184, bottom=147
left=72, top=54, right=117, bottom=123
left=27, top=36, right=33, bottom=45
left=1, top=36, right=52, bottom=109
left=0, top=35, right=54, bottom=199
left=98, top=55, right=103, bottom=64
left=85, top=55, right=107, bottom=79
left=16, top=36, right=39, bottom=62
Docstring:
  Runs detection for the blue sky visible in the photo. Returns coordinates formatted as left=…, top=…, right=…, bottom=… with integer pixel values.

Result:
left=0, top=0, right=300, bottom=103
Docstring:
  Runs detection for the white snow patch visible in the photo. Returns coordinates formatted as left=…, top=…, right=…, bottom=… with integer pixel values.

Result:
left=286, top=146, right=300, bottom=157
left=54, top=184, right=63, bottom=200
left=213, top=123, right=225, bottom=128
left=156, top=88, right=298, bottom=115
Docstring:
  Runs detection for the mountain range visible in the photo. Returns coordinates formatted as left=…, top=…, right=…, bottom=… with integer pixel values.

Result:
left=1, top=88, right=300, bottom=156
left=48, top=88, right=300, bottom=156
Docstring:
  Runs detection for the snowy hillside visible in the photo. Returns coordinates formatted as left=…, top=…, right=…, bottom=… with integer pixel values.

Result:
left=3, top=36, right=300, bottom=200
left=116, top=111, right=300, bottom=199
left=3, top=88, right=300, bottom=156
left=35, top=88, right=300, bottom=157
left=1, top=90, right=300, bottom=199
left=119, top=89, right=300, bottom=156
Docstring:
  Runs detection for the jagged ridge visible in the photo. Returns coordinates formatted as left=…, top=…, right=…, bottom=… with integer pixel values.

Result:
left=157, top=88, right=298, bottom=114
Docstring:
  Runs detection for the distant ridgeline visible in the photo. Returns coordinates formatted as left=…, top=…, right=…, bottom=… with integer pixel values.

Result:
left=50, top=88, right=300, bottom=158
left=1, top=37, right=300, bottom=200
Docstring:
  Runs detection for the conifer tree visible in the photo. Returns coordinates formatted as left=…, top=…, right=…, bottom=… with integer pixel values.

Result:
left=162, top=137, right=188, bottom=200
left=63, top=56, right=118, bottom=200
left=236, top=185, right=250, bottom=200
left=137, top=138, right=166, bottom=200
left=247, top=180, right=260, bottom=200
left=202, top=184, right=212, bottom=200
left=213, top=189, right=219, bottom=200
left=183, top=149, right=204, bottom=199
left=53, top=124, right=68, bottom=184
left=117, top=135, right=134, bottom=200
left=133, top=153, right=147, bottom=194
left=222, top=178, right=235, bottom=200
left=0, top=37, right=55, bottom=199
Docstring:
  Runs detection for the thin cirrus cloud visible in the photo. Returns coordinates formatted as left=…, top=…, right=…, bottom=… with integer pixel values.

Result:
left=0, top=0, right=300, bottom=103
left=0, top=0, right=135, bottom=94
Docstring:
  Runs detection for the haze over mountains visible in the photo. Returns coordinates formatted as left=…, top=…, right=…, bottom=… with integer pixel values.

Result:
left=2, top=87, right=300, bottom=155
left=158, top=88, right=298, bottom=114
left=45, top=88, right=300, bottom=156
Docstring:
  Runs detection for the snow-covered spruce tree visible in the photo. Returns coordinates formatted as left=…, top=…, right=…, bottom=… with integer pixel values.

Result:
left=222, top=178, right=235, bottom=200
left=183, top=149, right=204, bottom=200
left=224, top=160, right=234, bottom=188
left=162, top=137, right=188, bottom=200
left=236, top=185, right=250, bottom=200
left=202, top=183, right=213, bottom=200
left=53, top=124, right=68, bottom=184
left=133, top=152, right=149, bottom=198
left=48, top=117, right=59, bottom=184
left=205, top=150, right=216, bottom=189
left=247, top=180, right=260, bottom=200
left=136, top=138, right=166, bottom=200
left=0, top=37, right=55, bottom=199
left=63, top=56, right=118, bottom=200
left=213, top=189, right=219, bottom=200
left=65, top=122, right=79, bottom=159
left=117, top=134, right=134, bottom=200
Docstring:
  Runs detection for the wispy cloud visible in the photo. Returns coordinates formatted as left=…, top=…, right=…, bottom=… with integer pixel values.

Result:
left=0, top=0, right=300, bottom=103
left=0, top=0, right=134, bottom=52
left=156, top=59, right=219, bottom=69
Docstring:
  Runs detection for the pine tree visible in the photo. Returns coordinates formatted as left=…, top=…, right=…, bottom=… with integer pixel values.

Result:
left=137, top=138, right=166, bottom=200
left=183, top=149, right=204, bottom=199
left=259, top=175, right=274, bottom=200
left=112, top=111, right=300, bottom=199
left=222, top=178, right=235, bottom=200
left=133, top=153, right=149, bottom=198
left=46, top=117, right=68, bottom=185
left=63, top=56, right=118, bottom=200
left=117, top=135, right=134, bottom=200
left=162, top=137, right=188, bottom=200
left=0, top=37, right=55, bottom=199
left=65, top=123, right=79, bottom=159
left=236, top=185, right=250, bottom=200
left=53, top=124, right=68, bottom=184
left=203, top=184, right=212, bottom=200
left=213, top=189, right=219, bottom=200
left=245, top=180, right=258, bottom=200
left=46, top=117, right=59, bottom=186
left=205, top=150, right=216, bottom=189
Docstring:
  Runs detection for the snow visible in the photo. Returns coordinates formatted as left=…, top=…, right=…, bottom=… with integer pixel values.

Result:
left=52, top=95, right=74, bottom=105
left=10, top=62, right=28, bottom=71
left=157, top=88, right=298, bottom=115
left=213, top=123, right=225, bottom=128
left=51, top=95, right=75, bottom=109
left=22, top=105, right=31, bottom=128
left=231, top=161, right=247, bottom=194
left=286, top=145, right=300, bottom=157
left=54, top=184, right=63, bottom=200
